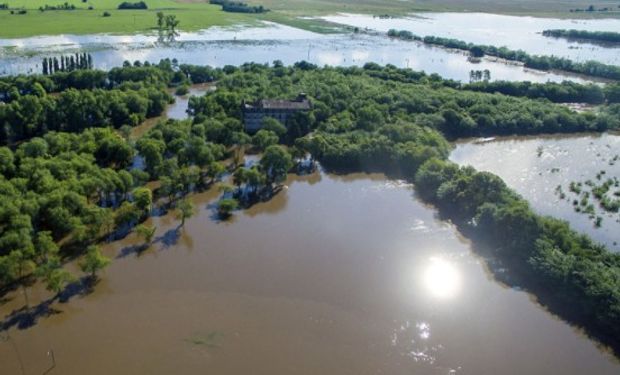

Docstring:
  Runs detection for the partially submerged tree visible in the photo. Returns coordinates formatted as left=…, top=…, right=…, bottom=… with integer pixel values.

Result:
left=79, top=245, right=111, bottom=280
left=217, top=198, right=239, bottom=219
left=37, top=256, right=74, bottom=297
left=135, top=224, right=157, bottom=247
left=176, top=199, right=195, bottom=226
left=260, top=145, right=293, bottom=187
left=133, top=187, right=153, bottom=216
left=7, top=249, right=36, bottom=307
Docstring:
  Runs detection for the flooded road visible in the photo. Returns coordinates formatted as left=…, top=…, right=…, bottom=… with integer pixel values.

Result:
left=0, top=22, right=601, bottom=83
left=1, top=170, right=618, bottom=374
left=451, top=133, right=620, bottom=251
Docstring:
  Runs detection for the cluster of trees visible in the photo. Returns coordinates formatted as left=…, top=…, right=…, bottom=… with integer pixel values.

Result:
left=542, top=29, right=620, bottom=44
left=210, top=0, right=267, bottom=13
left=356, top=63, right=620, bottom=105
left=469, top=69, right=491, bottom=83
left=1, top=59, right=222, bottom=104
left=42, top=53, right=93, bottom=75
left=117, top=1, right=147, bottom=9
left=197, top=62, right=618, bottom=141
left=39, top=2, right=76, bottom=11
left=0, top=82, right=172, bottom=144
left=0, top=4, right=8, bottom=9
left=0, top=129, right=143, bottom=292
left=387, top=29, right=421, bottom=41
left=464, top=80, right=620, bottom=104
left=155, top=12, right=180, bottom=42
left=570, top=5, right=618, bottom=12
left=388, top=29, right=620, bottom=81
left=135, top=115, right=296, bottom=219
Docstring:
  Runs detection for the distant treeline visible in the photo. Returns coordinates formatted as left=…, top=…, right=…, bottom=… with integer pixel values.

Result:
left=42, top=53, right=93, bottom=75
left=0, top=3, right=8, bottom=9
left=463, top=80, right=620, bottom=105
left=39, top=2, right=76, bottom=11
left=2, top=60, right=219, bottom=102
left=117, top=1, right=147, bottom=9
left=570, top=4, right=619, bottom=12
left=542, top=29, right=620, bottom=44
left=387, top=29, right=620, bottom=81
left=209, top=0, right=267, bottom=13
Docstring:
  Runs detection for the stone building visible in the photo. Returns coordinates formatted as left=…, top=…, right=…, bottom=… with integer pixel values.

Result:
left=242, top=93, right=311, bottom=132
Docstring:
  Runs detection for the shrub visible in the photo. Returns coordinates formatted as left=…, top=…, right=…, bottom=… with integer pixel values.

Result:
left=117, top=1, right=147, bottom=9
left=175, top=85, right=189, bottom=96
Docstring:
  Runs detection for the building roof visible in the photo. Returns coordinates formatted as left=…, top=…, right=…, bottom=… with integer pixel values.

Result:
left=258, top=99, right=311, bottom=110
left=243, top=94, right=311, bottom=111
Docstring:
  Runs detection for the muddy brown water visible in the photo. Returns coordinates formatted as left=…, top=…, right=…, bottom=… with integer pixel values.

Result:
left=1, top=169, right=618, bottom=374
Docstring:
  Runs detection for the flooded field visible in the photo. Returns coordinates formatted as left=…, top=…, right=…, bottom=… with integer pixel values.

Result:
left=451, top=133, right=620, bottom=251
left=323, top=13, right=620, bottom=65
left=0, top=22, right=601, bottom=83
left=1, top=170, right=619, bottom=374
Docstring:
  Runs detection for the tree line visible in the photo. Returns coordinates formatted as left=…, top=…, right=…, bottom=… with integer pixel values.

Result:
left=0, top=80, right=172, bottom=144
left=542, top=29, right=620, bottom=44
left=209, top=0, right=267, bottom=13
left=38, top=2, right=76, bottom=11
left=388, top=29, right=620, bottom=81
left=117, top=1, right=147, bottom=9
left=463, top=80, right=620, bottom=104
left=42, top=53, right=93, bottom=75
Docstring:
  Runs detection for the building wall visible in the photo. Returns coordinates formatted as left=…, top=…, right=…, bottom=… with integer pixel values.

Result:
left=244, top=110, right=293, bottom=132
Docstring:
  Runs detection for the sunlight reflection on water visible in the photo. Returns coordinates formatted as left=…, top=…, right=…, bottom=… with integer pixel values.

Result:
left=423, top=257, right=462, bottom=300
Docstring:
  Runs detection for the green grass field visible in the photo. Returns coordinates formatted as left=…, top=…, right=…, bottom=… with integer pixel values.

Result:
left=0, top=0, right=618, bottom=38
left=250, top=0, right=620, bottom=17
left=0, top=0, right=255, bottom=38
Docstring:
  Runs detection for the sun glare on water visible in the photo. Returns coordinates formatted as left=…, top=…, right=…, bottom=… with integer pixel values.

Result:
left=423, top=257, right=462, bottom=299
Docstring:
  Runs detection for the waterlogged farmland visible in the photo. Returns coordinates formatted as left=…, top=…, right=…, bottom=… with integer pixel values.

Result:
left=0, top=23, right=606, bottom=83
left=323, top=13, right=620, bottom=65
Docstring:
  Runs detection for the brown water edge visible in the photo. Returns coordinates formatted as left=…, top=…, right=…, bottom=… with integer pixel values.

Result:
left=1, top=170, right=619, bottom=375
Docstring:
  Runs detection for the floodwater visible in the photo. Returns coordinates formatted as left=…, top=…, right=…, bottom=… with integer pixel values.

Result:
left=323, top=13, right=620, bottom=65
left=0, top=22, right=601, bottom=83
left=1, top=170, right=619, bottom=374
left=451, top=133, right=620, bottom=251
left=130, top=84, right=212, bottom=139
